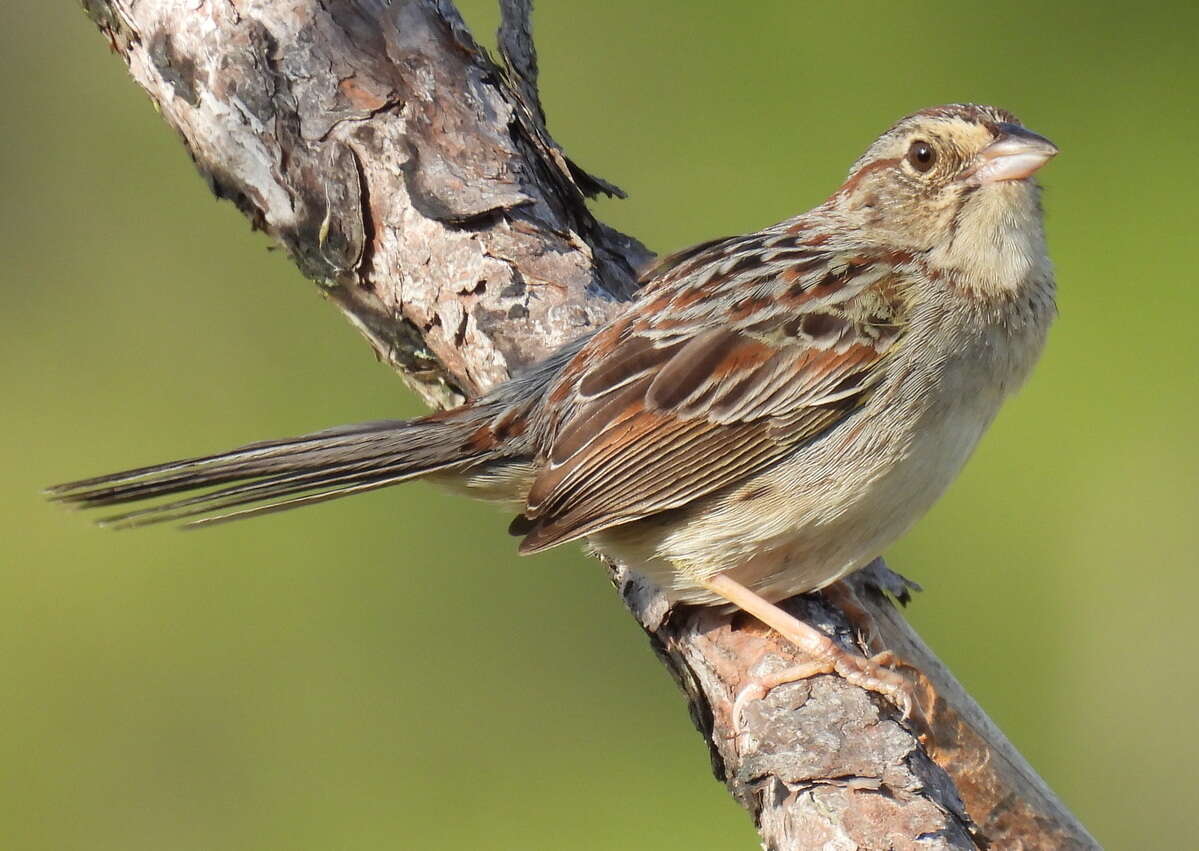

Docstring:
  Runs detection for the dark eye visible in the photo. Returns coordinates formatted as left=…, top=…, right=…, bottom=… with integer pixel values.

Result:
left=906, top=140, right=937, bottom=173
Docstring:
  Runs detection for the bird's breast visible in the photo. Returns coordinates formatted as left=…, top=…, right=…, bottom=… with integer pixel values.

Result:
left=596, top=288, right=1052, bottom=606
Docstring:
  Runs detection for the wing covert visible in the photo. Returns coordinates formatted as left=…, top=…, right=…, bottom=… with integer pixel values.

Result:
left=516, top=236, right=912, bottom=553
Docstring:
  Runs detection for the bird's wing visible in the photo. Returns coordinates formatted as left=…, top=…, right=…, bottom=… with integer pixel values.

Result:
left=515, top=232, right=913, bottom=552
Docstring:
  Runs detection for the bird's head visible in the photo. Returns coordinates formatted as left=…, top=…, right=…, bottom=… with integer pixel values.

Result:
left=834, top=104, right=1058, bottom=292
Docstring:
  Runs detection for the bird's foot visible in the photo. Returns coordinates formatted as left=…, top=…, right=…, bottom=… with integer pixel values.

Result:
left=697, top=573, right=927, bottom=740
left=733, top=646, right=924, bottom=737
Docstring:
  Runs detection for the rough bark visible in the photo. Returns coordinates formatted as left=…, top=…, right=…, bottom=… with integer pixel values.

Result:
left=79, top=1, right=1099, bottom=848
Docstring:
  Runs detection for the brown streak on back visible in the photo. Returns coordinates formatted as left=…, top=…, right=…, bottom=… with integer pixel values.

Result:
left=669, top=287, right=712, bottom=310
left=778, top=258, right=823, bottom=285
left=731, top=297, right=773, bottom=320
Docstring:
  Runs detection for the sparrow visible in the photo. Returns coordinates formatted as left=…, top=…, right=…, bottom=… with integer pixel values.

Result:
left=48, top=104, right=1058, bottom=719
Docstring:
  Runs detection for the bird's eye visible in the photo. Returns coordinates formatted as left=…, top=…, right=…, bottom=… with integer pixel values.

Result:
left=906, top=140, right=937, bottom=173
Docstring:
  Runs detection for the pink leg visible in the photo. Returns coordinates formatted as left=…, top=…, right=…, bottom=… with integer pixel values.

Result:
left=699, top=573, right=922, bottom=730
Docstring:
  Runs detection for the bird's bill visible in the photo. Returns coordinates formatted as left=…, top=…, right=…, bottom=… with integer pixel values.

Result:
left=969, top=123, right=1059, bottom=184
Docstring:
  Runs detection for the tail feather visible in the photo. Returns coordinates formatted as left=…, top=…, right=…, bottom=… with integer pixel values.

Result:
left=94, top=456, right=465, bottom=530
left=175, top=469, right=458, bottom=530
left=46, top=416, right=488, bottom=529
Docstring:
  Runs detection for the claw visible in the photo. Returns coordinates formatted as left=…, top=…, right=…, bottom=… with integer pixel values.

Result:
left=733, top=650, right=923, bottom=736
left=700, top=573, right=930, bottom=742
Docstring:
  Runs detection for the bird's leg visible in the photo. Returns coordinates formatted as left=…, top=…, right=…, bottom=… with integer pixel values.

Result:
left=698, top=573, right=923, bottom=733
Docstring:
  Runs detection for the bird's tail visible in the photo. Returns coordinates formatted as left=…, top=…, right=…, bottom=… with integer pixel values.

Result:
left=45, top=411, right=498, bottom=530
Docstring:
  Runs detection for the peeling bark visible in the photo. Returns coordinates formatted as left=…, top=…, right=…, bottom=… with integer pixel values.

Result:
left=79, top=1, right=1098, bottom=848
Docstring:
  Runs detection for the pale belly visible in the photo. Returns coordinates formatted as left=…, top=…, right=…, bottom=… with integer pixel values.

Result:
left=591, top=364, right=1011, bottom=606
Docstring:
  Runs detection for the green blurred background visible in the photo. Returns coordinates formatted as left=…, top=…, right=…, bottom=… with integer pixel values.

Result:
left=3, top=1, right=1196, bottom=848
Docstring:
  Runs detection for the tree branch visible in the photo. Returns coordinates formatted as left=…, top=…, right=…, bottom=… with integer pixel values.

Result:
left=80, top=1, right=1098, bottom=847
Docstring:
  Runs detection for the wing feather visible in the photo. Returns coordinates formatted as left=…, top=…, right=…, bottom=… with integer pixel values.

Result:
left=516, top=238, right=911, bottom=553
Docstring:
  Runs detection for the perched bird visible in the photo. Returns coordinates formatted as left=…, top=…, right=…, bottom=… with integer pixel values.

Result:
left=48, top=104, right=1058, bottom=717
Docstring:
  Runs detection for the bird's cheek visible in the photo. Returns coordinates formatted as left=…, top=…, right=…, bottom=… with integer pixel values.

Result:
left=910, top=195, right=958, bottom=246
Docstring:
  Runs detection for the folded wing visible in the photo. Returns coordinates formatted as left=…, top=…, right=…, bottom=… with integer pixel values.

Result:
left=515, top=238, right=910, bottom=552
